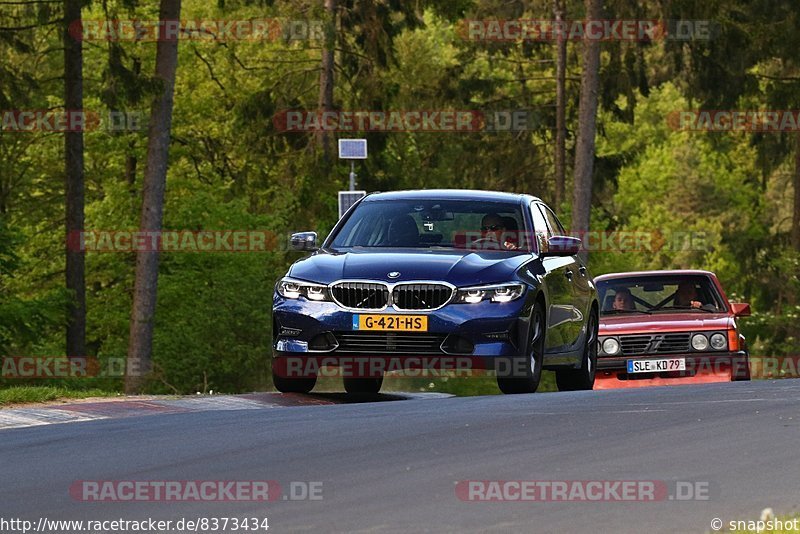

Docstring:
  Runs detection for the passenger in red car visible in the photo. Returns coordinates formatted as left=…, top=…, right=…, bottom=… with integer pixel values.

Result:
left=612, top=288, right=636, bottom=311
left=674, top=281, right=702, bottom=309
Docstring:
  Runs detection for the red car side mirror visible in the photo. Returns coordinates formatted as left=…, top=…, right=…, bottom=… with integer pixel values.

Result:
left=730, top=302, right=751, bottom=317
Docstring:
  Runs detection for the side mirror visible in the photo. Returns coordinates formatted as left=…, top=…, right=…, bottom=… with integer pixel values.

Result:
left=730, top=302, right=751, bottom=317
left=543, top=236, right=582, bottom=257
left=290, top=232, right=318, bottom=251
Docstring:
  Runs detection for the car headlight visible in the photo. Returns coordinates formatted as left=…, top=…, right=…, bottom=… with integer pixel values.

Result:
left=454, top=283, right=525, bottom=304
left=691, top=333, right=709, bottom=351
left=277, top=277, right=330, bottom=301
left=710, top=333, right=727, bottom=350
left=602, top=338, right=620, bottom=355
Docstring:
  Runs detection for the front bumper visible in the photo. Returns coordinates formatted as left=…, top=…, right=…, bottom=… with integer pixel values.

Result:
left=272, top=292, right=533, bottom=364
left=596, top=350, right=750, bottom=385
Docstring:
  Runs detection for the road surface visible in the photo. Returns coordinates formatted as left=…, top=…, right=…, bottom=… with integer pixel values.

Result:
left=2, top=380, right=799, bottom=533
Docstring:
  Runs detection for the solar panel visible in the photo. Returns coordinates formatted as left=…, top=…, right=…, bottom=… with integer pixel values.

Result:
left=338, top=191, right=366, bottom=218
left=338, top=139, right=367, bottom=159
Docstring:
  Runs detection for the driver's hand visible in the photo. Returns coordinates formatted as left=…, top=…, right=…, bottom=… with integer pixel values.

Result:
left=691, top=300, right=702, bottom=308
left=503, top=241, right=518, bottom=250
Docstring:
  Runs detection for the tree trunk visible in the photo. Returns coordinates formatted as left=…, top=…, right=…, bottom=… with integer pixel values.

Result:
left=571, top=0, right=603, bottom=262
left=125, top=0, right=182, bottom=394
left=64, top=0, right=85, bottom=360
left=553, top=0, right=567, bottom=208
left=793, top=133, right=800, bottom=251
left=317, top=0, right=336, bottom=159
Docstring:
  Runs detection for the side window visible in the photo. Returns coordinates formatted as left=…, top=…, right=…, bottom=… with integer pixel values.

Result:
left=529, top=202, right=550, bottom=253
left=539, top=205, right=566, bottom=236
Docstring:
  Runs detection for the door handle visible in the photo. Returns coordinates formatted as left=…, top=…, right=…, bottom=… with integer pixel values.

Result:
left=578, top=266, right=587, bottom=277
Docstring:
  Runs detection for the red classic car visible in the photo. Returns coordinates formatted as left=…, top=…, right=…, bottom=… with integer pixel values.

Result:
left=594, top=270, right=751, bottom=389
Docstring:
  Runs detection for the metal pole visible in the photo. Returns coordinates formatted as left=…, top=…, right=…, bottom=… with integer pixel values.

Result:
left=349, top=160, right=356, bottom=191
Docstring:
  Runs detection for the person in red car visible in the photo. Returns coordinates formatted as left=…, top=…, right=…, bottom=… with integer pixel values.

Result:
left=674, top=281, right=703, bottom=309
left=612, top=288, right=636, bottom=311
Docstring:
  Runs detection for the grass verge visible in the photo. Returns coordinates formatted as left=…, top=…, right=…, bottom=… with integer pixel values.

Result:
left=0, top=386, right=116, bottom=407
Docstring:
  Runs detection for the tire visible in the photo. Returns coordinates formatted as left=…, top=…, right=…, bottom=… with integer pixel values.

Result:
left=731, top=352, right=751, bottom=381
left=497, top=305, right=545, bottom=394
left=556, top=309, right=598, bottom=391
left=343, top=375, right=384, bottom=394
left=272, top=365, right=317, bottom=393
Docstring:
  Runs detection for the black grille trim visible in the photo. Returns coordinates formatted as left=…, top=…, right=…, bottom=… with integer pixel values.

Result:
left=331, top=282, right=390, bottom=310
left=392, top=283, right=454, bottom=311
left=334, top=332, right=447, bottom=354
left=619, top=333, right=691, bottom=356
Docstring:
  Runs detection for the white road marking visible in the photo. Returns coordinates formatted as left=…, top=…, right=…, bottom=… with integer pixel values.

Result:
left=0, top=409, right=107, bottom=430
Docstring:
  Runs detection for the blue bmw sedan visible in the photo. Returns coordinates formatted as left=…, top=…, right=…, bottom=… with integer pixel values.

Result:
left=272, top=190, right=598, bottom=394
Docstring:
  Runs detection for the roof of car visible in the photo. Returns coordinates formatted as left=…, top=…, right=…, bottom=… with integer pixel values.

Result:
left=595, top=270, right=717, bottom=281
left=363, top=189, right=542, bottom=203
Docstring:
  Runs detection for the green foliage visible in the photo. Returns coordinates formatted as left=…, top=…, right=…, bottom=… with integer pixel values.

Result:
left=2, top=0, right=799, bottom=397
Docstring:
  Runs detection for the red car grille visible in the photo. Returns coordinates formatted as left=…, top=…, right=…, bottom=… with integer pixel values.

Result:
left=620, top=333, right=691, bottom=355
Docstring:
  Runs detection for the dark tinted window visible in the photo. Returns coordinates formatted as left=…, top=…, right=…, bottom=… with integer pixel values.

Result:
left=329, top=199, right=529, bottom=251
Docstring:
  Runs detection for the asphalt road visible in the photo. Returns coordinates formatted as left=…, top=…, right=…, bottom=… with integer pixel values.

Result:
left=2, top=380, right=800, bottom=534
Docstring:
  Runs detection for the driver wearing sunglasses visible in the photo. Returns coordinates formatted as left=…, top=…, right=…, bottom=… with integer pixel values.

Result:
left=480, top=213, right=518, bottom=250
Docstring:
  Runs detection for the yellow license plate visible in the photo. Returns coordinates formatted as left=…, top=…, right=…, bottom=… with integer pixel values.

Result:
left=353, top=314, right=428, bottom=332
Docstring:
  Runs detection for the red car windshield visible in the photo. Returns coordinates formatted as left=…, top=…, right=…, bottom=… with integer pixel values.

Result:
left=597, top=275, right=727, bottom=315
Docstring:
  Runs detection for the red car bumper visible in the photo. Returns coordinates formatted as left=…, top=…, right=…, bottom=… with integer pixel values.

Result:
left=595, top=351, right=750, bottom=389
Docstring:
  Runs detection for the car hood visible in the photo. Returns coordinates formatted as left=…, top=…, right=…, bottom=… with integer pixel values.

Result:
left=599, top=313, right=733, bottom=334
left=287, top=249, right=532, bottom=286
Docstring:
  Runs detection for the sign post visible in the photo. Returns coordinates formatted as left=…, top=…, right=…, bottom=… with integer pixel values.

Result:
left=337, top=139, right=367, bottom=218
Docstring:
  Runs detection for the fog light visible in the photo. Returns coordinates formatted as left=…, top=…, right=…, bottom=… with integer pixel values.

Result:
left=309, top=332, right=338, bottom=351
left=442, top=335, right=475, bottom=354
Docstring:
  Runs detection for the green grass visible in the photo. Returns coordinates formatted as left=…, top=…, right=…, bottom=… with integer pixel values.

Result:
left=0, top=386, right=116, bottom=406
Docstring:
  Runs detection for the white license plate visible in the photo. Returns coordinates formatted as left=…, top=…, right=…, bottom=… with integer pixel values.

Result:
left=627, top=358, right=686, bottom=373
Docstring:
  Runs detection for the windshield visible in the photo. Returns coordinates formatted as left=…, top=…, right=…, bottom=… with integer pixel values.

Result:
left=328, top=199, right=530, bottom=251
left=597, top=275, right=727, bottom=315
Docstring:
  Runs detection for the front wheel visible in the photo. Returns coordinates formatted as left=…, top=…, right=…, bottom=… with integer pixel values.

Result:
left=731, top=352, right=751, bottom=381
left=343, top=375, right=384, bottom=394
left=555, top=309, right=598, bottom=391
left=497, top=307, right=544, bottom=394
left=272, top=367, right=317, bottom=393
